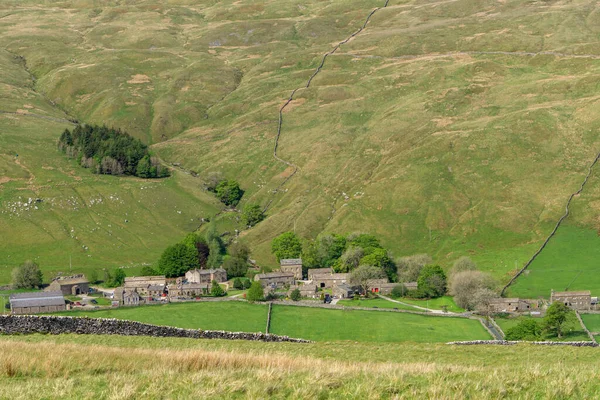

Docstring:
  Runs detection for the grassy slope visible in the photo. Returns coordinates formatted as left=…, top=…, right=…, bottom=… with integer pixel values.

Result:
left=337, top=297, right=419, bottom=311
left=48, top=300, right=489, bottom=342
left=1, top=334, right=599, bottom=398
left=2, top=0, right=600, bottom=291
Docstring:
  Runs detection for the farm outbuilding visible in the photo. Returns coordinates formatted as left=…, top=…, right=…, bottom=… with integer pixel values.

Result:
left=10, top=291, right=66, bottom=314
left=47, top=275, right=89, bottom=296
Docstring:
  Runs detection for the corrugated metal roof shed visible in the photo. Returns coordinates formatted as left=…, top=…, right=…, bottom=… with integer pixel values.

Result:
left=9, top=291, right=65, bottom=308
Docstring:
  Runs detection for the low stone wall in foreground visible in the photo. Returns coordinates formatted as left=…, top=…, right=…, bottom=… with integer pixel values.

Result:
left=0, top=315, right=311, bottom=343
left=448, top=340, right=597, bottom=347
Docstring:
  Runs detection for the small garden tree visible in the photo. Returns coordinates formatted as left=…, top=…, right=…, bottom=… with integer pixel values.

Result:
left=417, top=265, right=447, bottom=298
left=242, top=279, right=252, bottom=289
left=88, top=269, right=99, bottom=285
left=396, top=254, right=432, bottom=282
left=12, top=260, right=43, bottom=289
left=246, top=281, right=264, bottom=303
left=271, top=231, right=302, bottom=261
left=111, top=268, right=126, bottom=287
left=233, top=277, right=243, bottom=290
left=449, top=270, right=496, bottom=310
left=290, top=288, right=301, bottom=301
left=211, top=280, right=225, bottom=297
left=223, top=257, right=248, bottom=278
left=544, top=301, right=570, bottom=338
left=349, top=264, right=386, bottom=296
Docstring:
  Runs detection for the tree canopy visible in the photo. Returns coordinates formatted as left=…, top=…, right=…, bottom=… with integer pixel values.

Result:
left=12, top=260, right=43, bottom=289
left=215, top=180, right=244, bottom=207
left=544, top=301, right=570, bottom=338
left=349, top=264, right=386, bottom=295
left=157, top=243, right=200, bottom=278
left=58, top=124, right=169, bottom=178
left=271, top=232, right=302, bottom=261
left=417, top=265, right=447, bottom=298
left=246, top=281, right=264, bottom=302
left=241, top=204, right=265, bottom=227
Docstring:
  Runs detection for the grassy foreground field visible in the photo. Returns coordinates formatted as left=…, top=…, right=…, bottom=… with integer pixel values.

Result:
left=51, top=301, right=489, bottom=342
left=580, top=314, right=600, bottom=333
left=0, top=334, right=599, bottom=398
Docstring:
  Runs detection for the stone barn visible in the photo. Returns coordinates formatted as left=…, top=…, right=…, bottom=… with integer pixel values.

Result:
left=47, top=275, right=89, bottom=296
left=114, top=288, right=140, bottom=306
left=312, top=272, right=348, bottom=289
left=168, top=282, right=210, bottom=298
left=307, top=268, right=333, bottom=280
left=279, top=259, right=303, bottom=280
left=10, top=291, right=66, bottom=314
left=489, top=298, right=532, bottom=313
left=550, top=290, right=592, bottom=310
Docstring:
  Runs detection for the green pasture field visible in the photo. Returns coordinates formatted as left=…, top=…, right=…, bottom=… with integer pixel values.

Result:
left=53, top=301, right=268, bottom=333
left=50, top=300, right=489, bottom=342
left=579, top=314, right=600, bottom=333
left=268, top=304, right=489, bottom=342
left=337, top=297, right=419, bottom=311
left=397, top=296, right=465, bottom=313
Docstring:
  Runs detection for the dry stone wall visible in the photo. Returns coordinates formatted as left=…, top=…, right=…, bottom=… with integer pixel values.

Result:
left=448, top=340, right=597, bottom=347
left=0, top=315, right=311, bottom=343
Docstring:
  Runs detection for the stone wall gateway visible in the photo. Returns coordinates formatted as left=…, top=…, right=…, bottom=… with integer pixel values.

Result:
left=0, top=315, right=311, bottom=343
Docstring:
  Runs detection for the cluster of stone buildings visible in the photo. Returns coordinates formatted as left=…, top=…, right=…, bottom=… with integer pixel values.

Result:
left=487, top=290, right=599, bottom=314
left=113, top=268, right=228, bottom=306
left=254, top=259, right=416, bottom=299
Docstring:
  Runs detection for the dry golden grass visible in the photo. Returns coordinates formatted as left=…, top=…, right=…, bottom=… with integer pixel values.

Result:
left=2, top=336, right=600, bottom=399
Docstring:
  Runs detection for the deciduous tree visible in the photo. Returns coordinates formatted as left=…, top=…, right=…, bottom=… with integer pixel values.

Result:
left=12, top=260, right=43, bottom=289
left=349, top=264, right=386, bottom=296
left=271, top=232, right=302, bottom=261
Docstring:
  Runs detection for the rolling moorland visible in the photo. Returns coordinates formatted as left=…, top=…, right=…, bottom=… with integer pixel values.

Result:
left=3, top=0, right=600, bottom=298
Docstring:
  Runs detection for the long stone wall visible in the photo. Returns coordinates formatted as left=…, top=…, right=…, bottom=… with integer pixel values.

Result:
left=0, top=315, right=311, bottom=343
left=447, top=340, right=598, bottom=347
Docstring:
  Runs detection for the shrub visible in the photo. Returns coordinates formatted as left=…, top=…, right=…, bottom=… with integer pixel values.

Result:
left=215, top=180, right=244, bottom=206
left=246, top=281, right=264, bottom=302
left=290, top=288, right=301, bottom=301
left=396, top=254, right=432, bottom=282
left=241, top=204, right=265, bottom=227
left=211, top=280, right=225, bottom=297
left=140, top=266, right=159, bottom=276
left=233, top=278, right=243, bottom=290
left=242, top=279, right=252, bottom=290
left=505, top=319, right=542, bottom=341
left=12, top=260, right=43, bottom=289
left=390, top=284, right=407, bottom=298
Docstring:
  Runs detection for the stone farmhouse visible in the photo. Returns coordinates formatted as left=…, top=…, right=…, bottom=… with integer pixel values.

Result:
left=185, top=268, right=227, bottom=284
left=124, top=276, right=167, bottom=297
left=279, top=259, right=303, bottom=280
left=370, top=281, right=398, bottom=295
left=46, top=274, right=89, bottom=296
left=114, top=287, right=140, bottom=306
left=10, top=291, right=66, bottom=314
left=288, top=284, right=318, bottom=298
left=255, top=272, right=295, bottom=288
left=169, top=280, right=210, bottom=298
left=551, top=290, right=592, bottom=310
left=489, top=298, right=533, bottom=313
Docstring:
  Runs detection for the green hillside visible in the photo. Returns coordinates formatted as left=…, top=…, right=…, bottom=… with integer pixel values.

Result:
left=3, top=0, right=600, bottom=288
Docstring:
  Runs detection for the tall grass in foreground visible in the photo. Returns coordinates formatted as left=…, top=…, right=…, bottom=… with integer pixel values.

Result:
left=0, top=339, right=598, bottom=399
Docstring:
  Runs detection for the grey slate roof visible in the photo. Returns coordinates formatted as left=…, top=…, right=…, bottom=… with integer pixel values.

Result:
left=10, top=291, right=65, bottom=308
left=280, top=259, right=302, bottom=266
